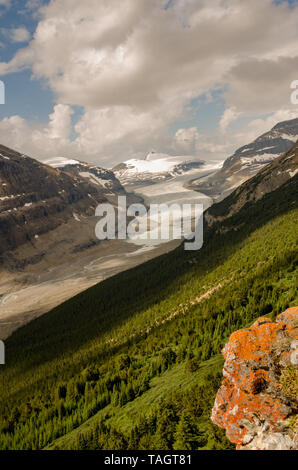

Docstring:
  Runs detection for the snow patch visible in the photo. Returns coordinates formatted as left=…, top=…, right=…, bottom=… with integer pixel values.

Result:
left=285, top=154, right=296, bottom=161
left=0, top=194, right=22, bottom=201
left=73, top=212, right=80, bottom=222
left=78, top=172, right=114, bottom=194
left=241, top=153, right=277, bottom=166
left=123, top=157, right=180, bottom=174
left=288, top=168, right=298, bottom=178
left=280, top=134, right=298, bottom=143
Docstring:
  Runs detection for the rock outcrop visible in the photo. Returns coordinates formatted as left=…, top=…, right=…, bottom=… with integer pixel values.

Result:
left=212, top=307, right=298, bottom=450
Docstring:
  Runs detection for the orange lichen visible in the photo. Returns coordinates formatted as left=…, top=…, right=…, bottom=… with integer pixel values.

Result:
left=211, top=307, right=298, bottom=448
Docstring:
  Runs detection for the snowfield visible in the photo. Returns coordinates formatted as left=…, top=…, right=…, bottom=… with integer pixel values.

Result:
left=114, top=152, right=205, bottom=184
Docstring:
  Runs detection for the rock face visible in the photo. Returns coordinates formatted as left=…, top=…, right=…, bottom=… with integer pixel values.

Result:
left=191, top=118, right=298, bottom=201
left=0, top=145, right=111, bottom=258
left=212, top=307, right=298, bottom=450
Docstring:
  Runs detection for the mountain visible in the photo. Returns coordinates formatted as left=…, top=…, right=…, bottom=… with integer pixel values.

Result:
left=0, top=146, right=125, bottom=267
left=205, top=139, right=298, bottom=229
left=0, top=145, right=103, bottom=256
left=113, top=151, right=205, bottom=186
left=46, top=157, right=125, bottom=197
left=0, top=141, right=297, bottom=450
left=190, top=118, right=298, bottom=201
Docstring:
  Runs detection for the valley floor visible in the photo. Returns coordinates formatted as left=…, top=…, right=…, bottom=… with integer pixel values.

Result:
left=0, top=238, right=180, bottom=340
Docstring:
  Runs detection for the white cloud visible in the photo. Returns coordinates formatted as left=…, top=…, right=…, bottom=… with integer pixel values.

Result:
left=1, top=105, right=297, bottom=166
left=46, top=103, right=73, bottom=140
left=174, top=127, right=200, bottom=153
left=0, top=0, right=298, bottom=164
left=223, top=57, right=298, bottom=115
left=238, top=109, right=298, bottom=143
left=219, top=107, right=242, bottom=134
left=0, top=105, right=75, bottom=159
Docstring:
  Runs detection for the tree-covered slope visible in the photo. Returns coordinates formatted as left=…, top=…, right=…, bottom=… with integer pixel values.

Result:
left=0, top=169, right=297, bottom=450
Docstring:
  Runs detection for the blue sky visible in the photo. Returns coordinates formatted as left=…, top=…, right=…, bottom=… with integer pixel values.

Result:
left=0, top=0, right=297, bottom=165
left=0, top=0, right=53, bottom=123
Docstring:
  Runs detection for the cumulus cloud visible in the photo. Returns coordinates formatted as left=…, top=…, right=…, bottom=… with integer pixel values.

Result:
left=219, top=108, right=242, bottom=134
left=0, top=104, right=75, bottom=159
left=175, top=127, right=200, bottom=153
left=0, top=0, right=297, bottom=164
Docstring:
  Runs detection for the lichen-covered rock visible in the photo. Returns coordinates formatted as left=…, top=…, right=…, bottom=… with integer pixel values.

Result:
left=211, top=307, right=298, bottom=450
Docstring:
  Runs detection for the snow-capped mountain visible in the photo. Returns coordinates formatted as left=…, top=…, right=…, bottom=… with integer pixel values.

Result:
left=189, top=117, right=298, bottom=201
left=205, top=140, right=298, bottom=228
left=113, top=152, right=205, bottom=186
left=46, top=157, right=125, bottom=196
left=223, top=118, right=298, bottom=171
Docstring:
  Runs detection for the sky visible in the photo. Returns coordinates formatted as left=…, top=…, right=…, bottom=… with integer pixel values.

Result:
left=0, top=0, right=298, bottom=167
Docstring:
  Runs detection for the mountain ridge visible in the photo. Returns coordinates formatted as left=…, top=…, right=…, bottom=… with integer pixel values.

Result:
left=0, top=145, right=128, bottom=267
left=205, top=140, right=298, bottom=230
left=189, top=117, right=298, bottom=201
left=46, top=157, right=126, bottom=197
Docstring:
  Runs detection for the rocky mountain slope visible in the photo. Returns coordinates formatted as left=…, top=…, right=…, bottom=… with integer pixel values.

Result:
left=190, top=118, right=298, bottom=200
left=46, top=157, right=125, bottom=197
left=204, top=140, right=298, bottom=231
left=113, top=151, right=204, bottom=186
left=212, top=307, right=298, bottom=450
left=0, top=145, right=125, bottom=266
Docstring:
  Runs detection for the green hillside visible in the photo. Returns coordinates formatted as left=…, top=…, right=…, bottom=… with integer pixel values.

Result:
left=0, top=175, right=297, bottom=450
